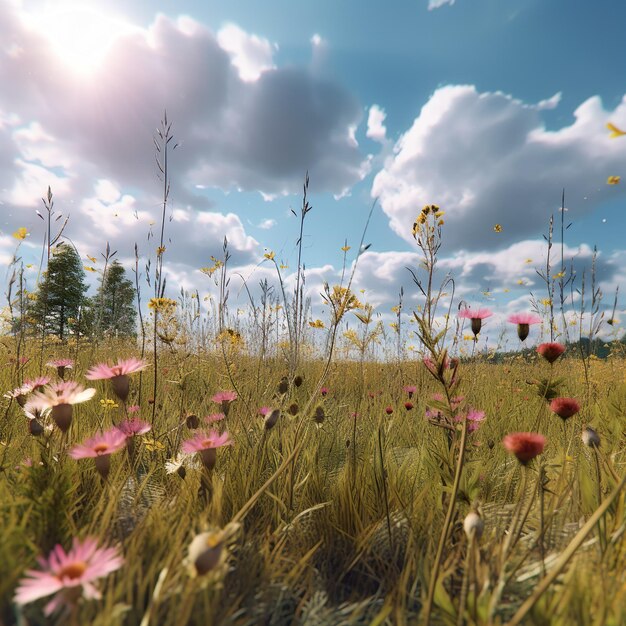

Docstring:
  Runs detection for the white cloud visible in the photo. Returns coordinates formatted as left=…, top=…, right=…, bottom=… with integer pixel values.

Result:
left=217, top=22, right=276, bottom=82
left=428, top=0, right=456, bottom=10
left=372, top=85, right=626, bottom=251
left=257, top=218, right=277, bottom=230
left=366, top=105, right=387, bottom=143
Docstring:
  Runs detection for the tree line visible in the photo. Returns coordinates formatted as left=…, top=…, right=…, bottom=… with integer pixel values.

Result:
left=21, top=243, right=137, bottom=341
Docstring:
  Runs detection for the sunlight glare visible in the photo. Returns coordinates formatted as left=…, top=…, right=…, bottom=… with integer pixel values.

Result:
left=27, top=4, right=135, bottom=75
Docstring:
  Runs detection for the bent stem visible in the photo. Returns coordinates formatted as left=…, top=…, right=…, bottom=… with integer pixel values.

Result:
left=422, top=415, right=469, bottom=625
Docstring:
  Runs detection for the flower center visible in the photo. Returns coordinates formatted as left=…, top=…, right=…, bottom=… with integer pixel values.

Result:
left=93, top=443, right=110, bottom=454
left=58, top=561, right=87, bottom=580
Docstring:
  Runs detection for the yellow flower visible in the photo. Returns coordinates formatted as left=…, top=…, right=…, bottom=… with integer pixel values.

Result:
left=463, top=334, right=474, bottom=341
left=391, top=305, right=400, bottom=313
left=12, top=227, right=28, bottom=240
left=540, top=298, right=552, bottom=307
left=148, top=297, right=178, bottom=311
left=503, top=288, right=510, bottom=293
left=341, top=245, right=351, bottom=252
left=493, top=224, right=503, bottom=233
left=309, top=319, right=325, bottom=329
left=607, top=122, right=626, bottom=138
left=389, top=322, right=399, bottom=332
left=279, top=264, right=289, bottom=269
left=553, top=271, right=565, bottom=279
left=100, top=398, right=119, bottom=409
left=87, top=255, right=97, bottom=263
left=84, top=266, right=97, bottom=272
left=517, top=279, right=525, bottom=285
left=156, top=246, right=166, bottom=256
left=525, top=258, right=533, bottom=264
left=264, top=251, right=275, bottom=261
left=143, top=437, right=165, bottom=452
left=607, top=175, right=620, bottom=185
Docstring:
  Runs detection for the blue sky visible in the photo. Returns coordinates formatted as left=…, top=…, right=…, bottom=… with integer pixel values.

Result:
left=1, top=0, right=625, bottom=349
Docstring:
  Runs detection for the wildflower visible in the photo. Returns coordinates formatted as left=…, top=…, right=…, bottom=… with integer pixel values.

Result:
left=127, top=405, right=140, bottom=414
left=385, top=406, right=393, bottom=415
left=293, top=375, right=304, bottom=387
left=5, top=384, right=34, bottom=407
left=25, top=381, right=96, bottom=433
left=288, top=403, right=299, bottom=416
left=258, top=406, right=272, bottom=417
left=463, top=511, right=484, bottom=540
left=211, top=391, right=237, bottom=417
left=458, top=308, right=493, bottom=337
left=403, top=385, right=417, bottom=399
left=14, top=537, right=123, bottom=616
left=165, top=451, right=200, bottom=478
left=86, top=358, right=148, bottom=403
left=46, top=359, right=74, bottom=380
left=263, top=251, right=275, bottom=260
left=204, top=413, right=225, bottom=424
left=404, top=401, right=414, bottom=411
left=147, top=297, right=177, bottom=311
left=507, top=313, right=542, bottom=342
left=264, top=409, right=280, bottom=430
left=581, top=426, right=600, bottom=448
left=607, top=122, right=626, bottom=138
left=142, top=438, right=165, bottom=452
left=116, top=419, right=151, bottom=438
left=24, top=376, right=51, bottom=391
left=456, top=409, right=486, bottom=432
left=493, top=224, right=503, bottom=233
left=277, top=377, right=289, bottom=395
left=309, top=319, right=325, bottom=329
left=503, top=432, right=546, bottom=465
left=69, top=428, right=127, bottom=479
left=181, top=430, right=233, bottom=470
left=320, top=387, right=329, bottom=397
left=100, top=398, right=119, bottom=410
left=537, top=342, right=566, bottom=364
left=607, top=176, right=620, bottom=185
left=13, top=227, right=28, bottom=240
left=187, top=531, right=225, bottom=576
left=550, top=397, right=580, bottom=420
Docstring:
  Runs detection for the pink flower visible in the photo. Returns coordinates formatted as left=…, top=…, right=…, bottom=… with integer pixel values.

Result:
left=70, top=428, right=127, bottom=479
left=258, top=406, right=271, bottom=417
left=503, top=432, right=546, bottom=465
left=127, top=405, right=140, bottom=414
left=14, top=537, right=123, bottom=616
left=320, top=387, right=329, bottom=397
left=404, top=401, right=414, bottom=411
left=507, top=313, right=542, bottom=341
left=204, top=413, right=225, bottom=424
left=86, top=358, right=148, bottom=402
left=181, top=430, right=233, bottom=469
left=25, top=381, right=96, bottom=433
left=211, top=391, right=237, bottom=416
left=456, top=409, right=486, bottom=432
left=24, top=376, right=51, bottom=391
left=537, top=342, right=566, bottom=364
left=550, top=397, right=580, bottom=420
left=458, top=307, right=493, bottom=336
left=403, top=385, right=417, bottom=399
left=116, top=419, right=151, bottom=437
left=47, top=359, right=74, bottom=380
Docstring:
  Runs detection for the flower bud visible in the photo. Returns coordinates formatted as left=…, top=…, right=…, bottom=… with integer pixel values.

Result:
left=463, top=511, right=484, bottom=540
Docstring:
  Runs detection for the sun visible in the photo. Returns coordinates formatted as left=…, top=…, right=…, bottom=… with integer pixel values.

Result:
left=25, top=4, right=136, bottom=75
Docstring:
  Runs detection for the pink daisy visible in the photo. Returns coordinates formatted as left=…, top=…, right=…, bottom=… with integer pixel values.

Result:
left=24, top=376, right=51, bottom=391
left=204, top=413, right=225, bottom=424
left=182, top=430, right=233, bottom=469
left=69, top=428, right=127, bottom=479
left=25, top=381, right=96, bottom=433
left=116, top=419, right=151, bottom=438
left=403, top=385, right=417, bottom=399
left=211, top=391, right=237, bottom=416
left=14, top=537, right=123, bottom=616
left=458, top=307, right=493, bottom=336
left=320, top=387, right=329, bottom=397
left=47, top=359, right=74, bottom=380
left=507, top=313, right=542, bottom=341
left=85, top=358, right=148, bottom=403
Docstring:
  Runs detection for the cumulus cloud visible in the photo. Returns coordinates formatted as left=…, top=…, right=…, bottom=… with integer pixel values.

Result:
left=257, top=218, right=277, bottom=230
left=372, top=85, right=626, bottom=251
left=366, top=105, right=387, bottom=143
left=216, top=22, right=276, bottom=82
left=428, top=0, right=456, bottom=10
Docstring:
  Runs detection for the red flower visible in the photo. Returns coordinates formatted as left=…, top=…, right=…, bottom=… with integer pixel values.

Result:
left=385, top=406, right=393, bottom=415
left=550, top=397, right=580, bottom=420
left=503, top=432, right=546, bottom=464
left=537, top=342, right=565, bottom=364
left=404, top=401, right=413, bottom=411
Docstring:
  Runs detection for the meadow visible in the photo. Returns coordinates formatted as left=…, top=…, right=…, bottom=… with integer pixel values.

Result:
left=1, top=181, right=625, bottom=625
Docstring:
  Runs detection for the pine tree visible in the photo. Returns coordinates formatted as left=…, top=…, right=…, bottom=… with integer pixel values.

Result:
left=30, top=243, right=88, bottom=340
left=96, top=260, right=137, bottom=338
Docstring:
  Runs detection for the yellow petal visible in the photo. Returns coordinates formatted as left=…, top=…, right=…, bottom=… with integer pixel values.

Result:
left=12, top=227, right=28, bottom=240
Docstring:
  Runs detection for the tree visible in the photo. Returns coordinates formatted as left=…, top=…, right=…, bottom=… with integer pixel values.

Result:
left=30, top=243, right=88, bottom=340
left=96, top=260, right=137, bottom=338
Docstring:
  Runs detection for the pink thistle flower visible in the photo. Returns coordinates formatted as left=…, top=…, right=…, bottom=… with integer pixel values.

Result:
left=25, top=381, right=96, bottom=433
left=404, top=401, right=414, bottom=411
left=204, top=413, right=225, bottom=424
left=4, top=384, right=33, bottom=407
left=403, top=385, right=417, bottom=399
left=47, top=359, right=74, bottom=380
left=550, top=397, right=580, bottom=420
left=385, top=406, right=393, bottom=415
left=456, top=409, right=486, bottom=432
left=24, top=376, right=51, bottom=391
left=14, top=537, right=123, bottom=616
left=537, top=342, right=566, bottom=364
left=211, top=391, right=237, bottom=416
left=507, top=313, right=542, bottom=342
left=458, top=307, right=493, bottom=336
left=69, top=428, right=127, bottom=479
left=85, top=358, right=148, bottom=403
left=258, top=406, right=272, bottom=417
left=116, top=419, right=151, bottom=438
left=503, top=432, right=546, bottom=465
left=181, top=430, right=233, bottom=469
left=320, top=387, right=329, bottom=397
left=127, top=405, right=140, bottom=414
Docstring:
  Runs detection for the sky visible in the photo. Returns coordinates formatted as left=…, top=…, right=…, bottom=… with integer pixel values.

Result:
left=1, top=0, right=626, bottom=352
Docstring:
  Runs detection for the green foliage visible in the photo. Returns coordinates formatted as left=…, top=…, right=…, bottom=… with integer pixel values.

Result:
left=96, top=261, right=137, bottom=338
left=29, top=243, right=88, bottom=340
